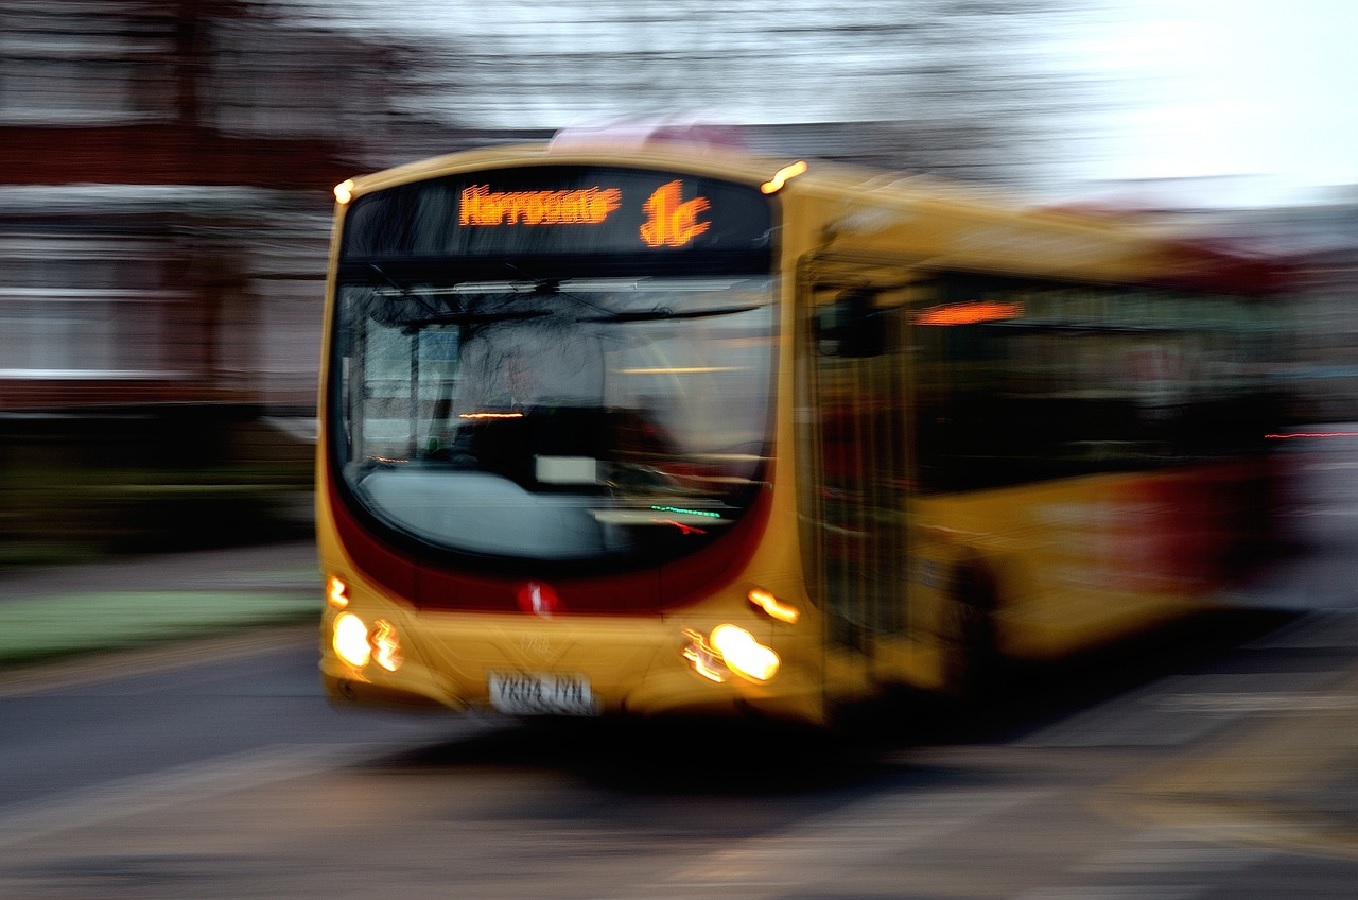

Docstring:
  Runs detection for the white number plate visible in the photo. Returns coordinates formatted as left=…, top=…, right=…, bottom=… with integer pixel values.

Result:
left=488, top=672, right=598, bottom=716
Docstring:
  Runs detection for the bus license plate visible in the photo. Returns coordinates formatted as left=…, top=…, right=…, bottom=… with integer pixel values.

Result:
left=488, top=673, right=598, bottom=716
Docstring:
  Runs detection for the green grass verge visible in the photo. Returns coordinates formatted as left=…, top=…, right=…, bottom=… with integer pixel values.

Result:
left=0, top=590, right=320, bottom=668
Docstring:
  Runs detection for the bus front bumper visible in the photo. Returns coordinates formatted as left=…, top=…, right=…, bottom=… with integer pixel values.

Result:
left=319, top=613, right=824, bottom=725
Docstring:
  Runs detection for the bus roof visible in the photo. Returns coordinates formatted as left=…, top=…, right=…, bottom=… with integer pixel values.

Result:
left=335, top=140, right=1296, bottom=295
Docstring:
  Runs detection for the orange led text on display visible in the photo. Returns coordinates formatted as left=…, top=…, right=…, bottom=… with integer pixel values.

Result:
left=459, top=185, right=622, bottom=226
left=641, top=180, right=711, bottom=248
left=915, top=301, right=1023, bottom=327
left=457, top=179, right=714, bottom=249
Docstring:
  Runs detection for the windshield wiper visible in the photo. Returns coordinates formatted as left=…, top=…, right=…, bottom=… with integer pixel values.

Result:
left=576, top=304, right=766, bottom=324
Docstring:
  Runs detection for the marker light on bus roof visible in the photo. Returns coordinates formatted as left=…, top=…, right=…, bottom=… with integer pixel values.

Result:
left=333, top=179, right=355, bottom=205
left=761, top=160, right=807, bottom=194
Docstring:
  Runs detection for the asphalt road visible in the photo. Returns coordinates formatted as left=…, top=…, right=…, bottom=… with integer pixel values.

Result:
left=2, top=604, right=1358, bottom=899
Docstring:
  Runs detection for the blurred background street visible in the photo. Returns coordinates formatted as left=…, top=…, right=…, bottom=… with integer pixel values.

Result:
left=4, top=2, right=1358, bottom=897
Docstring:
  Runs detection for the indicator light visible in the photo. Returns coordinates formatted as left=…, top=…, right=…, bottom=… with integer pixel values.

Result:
left=748, top=588, right=799, bottom=624
left=326, top=576, right=349, bottom=609
left=681, top=629, right=728, bottom=683
left=371, top=619, right=402, bottom=672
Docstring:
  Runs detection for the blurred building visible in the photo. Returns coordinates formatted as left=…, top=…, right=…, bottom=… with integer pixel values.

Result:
left=0, top=0, right=401, bottom=557
left=0, top=0, right=385, bottom=413
left=1147, top=194, right=1358, bottom=426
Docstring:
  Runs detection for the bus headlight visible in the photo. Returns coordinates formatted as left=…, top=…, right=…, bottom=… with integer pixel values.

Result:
left=710, top=625, right=780, bottom=682
left=332, top=613, right=404, bottom=673
left=682, top=626, right=781, bottom=684
left=333, top=612, right=371, bottom=667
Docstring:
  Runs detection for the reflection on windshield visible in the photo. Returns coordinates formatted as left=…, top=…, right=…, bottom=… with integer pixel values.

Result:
left=335, top=276, right=775, bottom=562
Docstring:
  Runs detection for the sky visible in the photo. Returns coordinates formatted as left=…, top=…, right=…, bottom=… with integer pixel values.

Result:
left=300, top=0, right=1357, bottom=206
left=1056, top=0, right=1358, bottom=204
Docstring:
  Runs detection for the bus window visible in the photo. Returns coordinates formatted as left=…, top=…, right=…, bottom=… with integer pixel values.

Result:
left=912, top=274, right=1283, bottom=493
left=802, top=280, right=913, bottom=647
left=332, top=276, right=777, bottom=562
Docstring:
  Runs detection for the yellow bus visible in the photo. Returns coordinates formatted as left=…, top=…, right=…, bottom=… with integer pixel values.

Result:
left=317, top=135, right=1290, bottom=726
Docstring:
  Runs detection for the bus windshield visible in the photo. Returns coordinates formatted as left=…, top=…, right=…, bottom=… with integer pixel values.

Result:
left=331, top=275, right=776, bottom=563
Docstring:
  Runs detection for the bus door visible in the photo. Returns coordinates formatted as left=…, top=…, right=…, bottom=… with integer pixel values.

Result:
left=798, top=261, right=915, bottom=686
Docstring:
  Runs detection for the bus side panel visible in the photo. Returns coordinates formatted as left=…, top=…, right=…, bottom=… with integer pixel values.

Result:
left=914, top=459, right=1275, bottom=661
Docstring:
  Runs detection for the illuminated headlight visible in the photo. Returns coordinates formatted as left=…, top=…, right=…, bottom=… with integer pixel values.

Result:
left=332, top=613, right=404, bottom=673
left=333, top=613, right=371, bottom=667
left=683, top=624, right=780, bottom=684
left=711, top=625, right=780, bottom=682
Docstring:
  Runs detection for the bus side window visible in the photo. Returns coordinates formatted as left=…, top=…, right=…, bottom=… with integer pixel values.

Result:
left=815, top=288, right=888, bottom=358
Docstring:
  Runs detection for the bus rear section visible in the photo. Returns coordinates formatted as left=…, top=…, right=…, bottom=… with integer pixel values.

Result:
left=797, top=256, right=1290, bottom=702
left=316, top=156, right=827, bottom=724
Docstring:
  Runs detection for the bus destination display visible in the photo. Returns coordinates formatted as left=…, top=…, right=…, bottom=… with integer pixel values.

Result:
left=342, top=166, right=773, bottom=261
